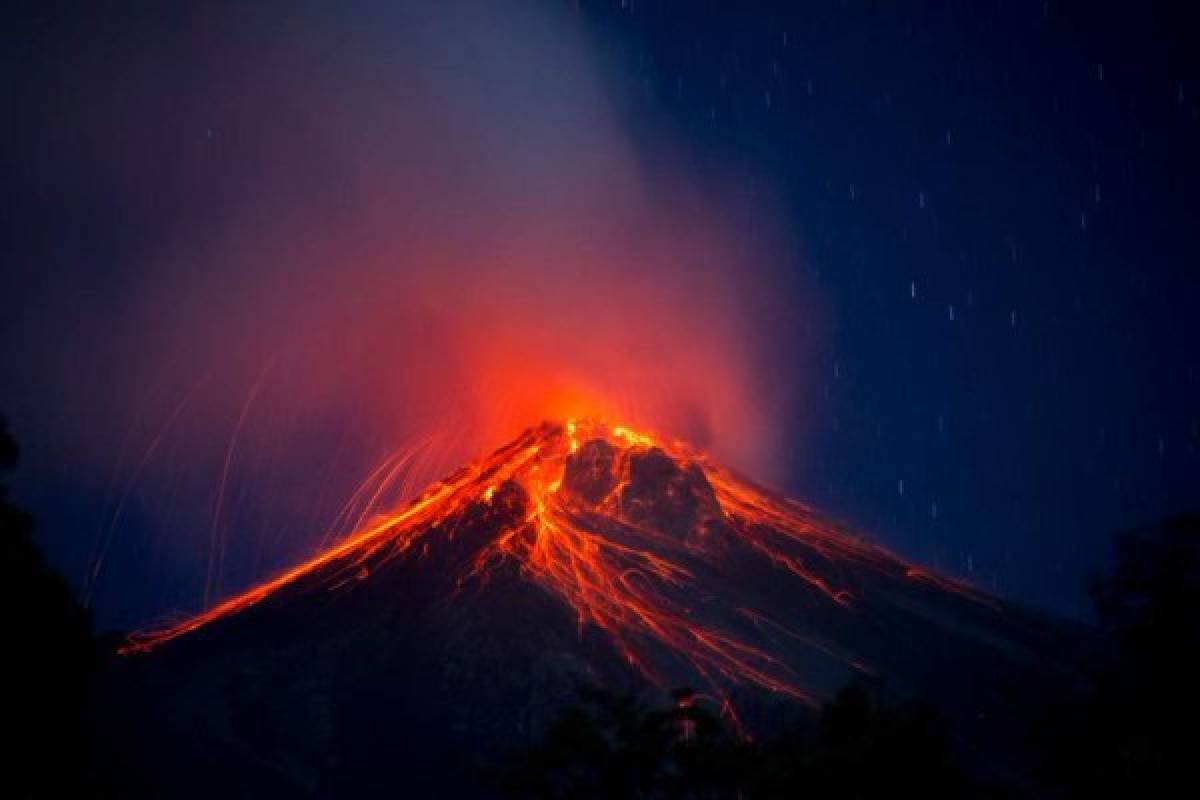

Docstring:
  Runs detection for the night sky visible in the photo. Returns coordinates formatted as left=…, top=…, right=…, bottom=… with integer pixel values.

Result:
left=3, top=0, right=1197, bottom=631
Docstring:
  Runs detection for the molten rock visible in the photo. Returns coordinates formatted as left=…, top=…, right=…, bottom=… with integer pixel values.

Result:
left=104, top=420, right=1075, bottom=797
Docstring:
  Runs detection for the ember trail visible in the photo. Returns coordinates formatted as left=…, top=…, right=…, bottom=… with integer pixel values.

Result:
left=123, top=420, right=989, bottom=706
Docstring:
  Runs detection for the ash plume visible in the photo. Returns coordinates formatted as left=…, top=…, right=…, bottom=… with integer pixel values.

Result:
left=2, top=1, right=819, bottom=624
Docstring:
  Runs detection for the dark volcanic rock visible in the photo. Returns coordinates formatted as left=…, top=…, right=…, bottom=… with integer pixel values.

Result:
left=617, top=446, right=725, bottom=541
left=561, top=438, right=618, bottom=505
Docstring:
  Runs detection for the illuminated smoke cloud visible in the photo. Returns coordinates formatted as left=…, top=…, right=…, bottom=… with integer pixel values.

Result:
left=3, top=2, right=819, bottom=618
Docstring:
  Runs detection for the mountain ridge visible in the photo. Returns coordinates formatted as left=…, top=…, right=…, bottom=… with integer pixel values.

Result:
left=105, top=419, right=1074, bottom=796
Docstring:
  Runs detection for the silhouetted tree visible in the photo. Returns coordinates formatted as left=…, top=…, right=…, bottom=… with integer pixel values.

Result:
left=488, top=686, right=742, bottom=799
left=492, top=682, right=995, bottom=799
left=1, top=416, right=95, bottom=797
left=1045, top=514, right=1200, bottom=797
left=805, top=684, right=973, bottom=797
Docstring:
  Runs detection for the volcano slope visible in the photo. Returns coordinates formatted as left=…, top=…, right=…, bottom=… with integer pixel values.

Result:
left=102, top=421, right=1073, bottom=796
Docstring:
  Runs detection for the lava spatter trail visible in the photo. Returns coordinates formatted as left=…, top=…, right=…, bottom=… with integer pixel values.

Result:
left=121, top=419, right=990, bottom=707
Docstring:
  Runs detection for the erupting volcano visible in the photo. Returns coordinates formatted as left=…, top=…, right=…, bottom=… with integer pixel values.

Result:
left=111, top=419, right=1065, bottom=798
left=123, top=419, right=1004, bottom=699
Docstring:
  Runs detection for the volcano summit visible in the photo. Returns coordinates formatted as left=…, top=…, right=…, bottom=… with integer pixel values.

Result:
left=108, top=420, right=1067, bottom=795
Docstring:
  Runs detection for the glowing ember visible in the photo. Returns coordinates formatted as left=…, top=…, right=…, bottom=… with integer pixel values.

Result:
left=122, top=420, right=990, bottom=708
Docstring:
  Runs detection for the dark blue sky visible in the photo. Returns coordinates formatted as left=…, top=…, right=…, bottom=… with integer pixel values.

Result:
left=579, top=0, right=1199, bottom=616
left=3, top=1, right=1197, bottom=628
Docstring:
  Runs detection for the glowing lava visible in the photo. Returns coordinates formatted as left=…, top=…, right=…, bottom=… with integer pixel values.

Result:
left=122, top=420, right=990, bottom=707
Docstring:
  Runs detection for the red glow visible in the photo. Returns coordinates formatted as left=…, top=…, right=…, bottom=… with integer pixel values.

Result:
left=16, top=1, right=822, bottom=617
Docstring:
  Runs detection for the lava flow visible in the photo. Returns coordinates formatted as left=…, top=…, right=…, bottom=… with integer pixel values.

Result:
left=122, top=419, right=990, bottom=706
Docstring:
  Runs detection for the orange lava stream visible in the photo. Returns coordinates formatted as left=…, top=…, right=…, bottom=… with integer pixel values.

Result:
left=121, top=419, right=988, bottom=706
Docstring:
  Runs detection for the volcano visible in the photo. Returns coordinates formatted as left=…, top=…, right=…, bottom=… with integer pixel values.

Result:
left=105, top=420, right=1071, bottom=796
